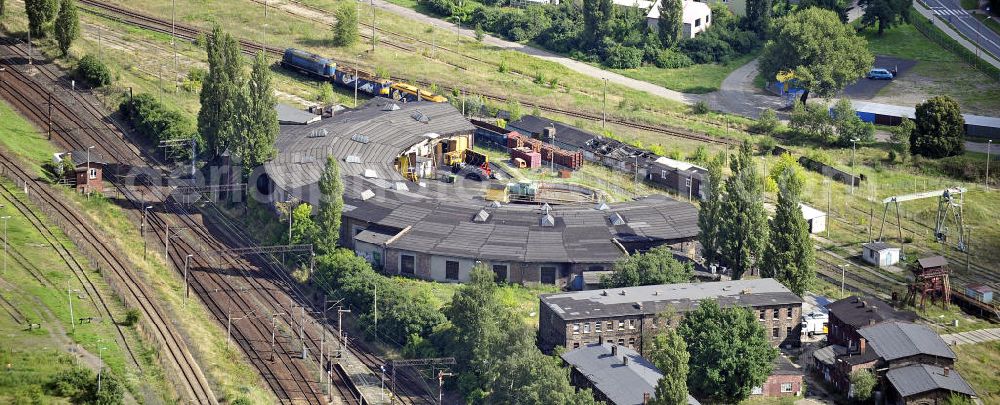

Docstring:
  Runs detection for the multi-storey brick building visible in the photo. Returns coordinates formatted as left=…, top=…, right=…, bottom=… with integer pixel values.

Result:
left=826, top=295, right=916, bottom=350
left=538, top=279, right=803, bottom=354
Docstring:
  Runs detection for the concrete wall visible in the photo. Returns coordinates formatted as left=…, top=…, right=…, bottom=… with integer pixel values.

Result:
left=429, top=255, right=477, bottom=282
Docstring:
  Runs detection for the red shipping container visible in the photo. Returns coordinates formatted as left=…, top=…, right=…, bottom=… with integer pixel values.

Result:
left=511, top=147, right=541, bottom=168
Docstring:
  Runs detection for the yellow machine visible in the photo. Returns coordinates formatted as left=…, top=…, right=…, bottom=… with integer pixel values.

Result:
left=485, top=183, right=510, bottom=203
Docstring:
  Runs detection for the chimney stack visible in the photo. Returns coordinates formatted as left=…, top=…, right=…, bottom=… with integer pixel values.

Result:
left=623, top=355, right=630, bottom=366
left=869, top=318, right=876, bottom=326
left=643, top=393, right=651, bottom=404
left=859, top=338, right=867, bottom=354
left=611, top=345, right=618, bottom=356
left=599, top=336, right=604, bottom=345
left=944, top=367, right=950, bottom=377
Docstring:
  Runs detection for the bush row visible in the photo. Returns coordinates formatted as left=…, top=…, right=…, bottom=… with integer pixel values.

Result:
left=118, top=93, right=199, bottom=159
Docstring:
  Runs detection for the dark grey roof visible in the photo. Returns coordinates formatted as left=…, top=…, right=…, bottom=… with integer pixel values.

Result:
left=772, top=355, right=803, bottom=375
left=858, top=322, right=956, bottom=362
left=561, top=343, right=700, bottom=405
left=918, top=255, right=947, bottom=269
left=862, top=242, right=896, bottom=252
left=827, top=296, right=916, bottom=328
left=342, top=182, right=698, bottom=263
left=507, top=115, right=598, bottom=150
left=264, top=98, right=474, bottom=191
left=542, top=279, right=802, bottom=321
left=887, top=364, right=976, bottom=398
left=275, top=103, right=320, bottom=125
left=812, top=345, right=847, bottom=366
left=65, top=150, right=107, bottom=166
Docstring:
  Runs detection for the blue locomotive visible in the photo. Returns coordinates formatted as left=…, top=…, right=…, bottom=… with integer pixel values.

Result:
left=280, top=48, right=446, bottom=103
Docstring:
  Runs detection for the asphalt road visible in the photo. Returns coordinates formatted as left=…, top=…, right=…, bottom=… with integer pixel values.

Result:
left=924, top=0, right=1000, bottom=61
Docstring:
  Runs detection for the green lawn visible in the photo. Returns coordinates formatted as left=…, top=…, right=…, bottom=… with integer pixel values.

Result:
left=615, top=53, right=759, bottom=94
left=974, top=14, right=1000, bottom=37
left=960, top=0, right=979, bottom=9
left=857, top=21, right=1000, bottom=115
left=954, top=341, right=1000, bottom=403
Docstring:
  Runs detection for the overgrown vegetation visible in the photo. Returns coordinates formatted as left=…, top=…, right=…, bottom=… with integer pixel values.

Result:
left=74, top=54, right=112, bottom=88
left=118, top=93, right=199, bottom=158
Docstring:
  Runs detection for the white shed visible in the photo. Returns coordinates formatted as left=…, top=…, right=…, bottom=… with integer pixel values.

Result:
left=862, top=242, right=901, bottom=268
left=799, top=203, right=826, bottom=235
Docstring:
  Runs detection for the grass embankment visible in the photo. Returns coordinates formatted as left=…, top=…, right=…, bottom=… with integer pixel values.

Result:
left=954, top=341, right=1000, bottom=403
left=858, top=21, right=1000, bottom=115
left=0, top=103, right=168, bottom=402
left=0, top=100, right=275, bottom=402
left=615, top=53, right=759, bottom=94
left=974, top=14, right=1000, bottom=36
left=0, top=181, right=156, bottom=403
left=61, top=0, right=759, bottom=143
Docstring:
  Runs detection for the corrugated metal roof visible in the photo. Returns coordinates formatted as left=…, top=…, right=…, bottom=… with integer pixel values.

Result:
left=858, top=321, right=955, bottom=361
left=561, top=343, right=701, bottom=405
left=887, top=364, right=976, bottom=398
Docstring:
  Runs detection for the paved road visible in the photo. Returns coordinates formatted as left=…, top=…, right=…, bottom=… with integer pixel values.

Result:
left=940, top=327, right=1000, bottom=345
left=924, top=0, right=1000, bottom=62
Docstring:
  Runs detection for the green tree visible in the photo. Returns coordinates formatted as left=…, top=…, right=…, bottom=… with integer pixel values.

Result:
left=649, top=328, right=689, bottom=405
left=751, top=108, right=779, bottom=135
left=833, top=98, right=875, bottom=146
left=719, top=141, right=768, bottom=279
left=743, top=0, right=771, bottom=36
left=333, top=3, right=359, bottom=47
left=678, top=300, right=777, bottom=402
left=762, top=167, right=814, bottom=296
left=490, top=344, right=600, bottom=405
left=849, top=369, right=876, bottom=401
left=237, top=52, right=279, bottom=168
left=53, top=0, right=78, bottom=56
left=316, top=156, right=344, bottom=254
left=657, top=0, right=683, bottom=48
left=582, top=0, right=614, bottom=48
left=768, top=152, right=806, bottom=188
left=759, top=8, right=874, bottom=104
left=698, top=151, right=725, bottom=266
left=859, top=0, right=911, bottom=35
left=198, top=25, right=245, bottom=158
left=799, top=0, right=851, bottom=21
left=289, top=202, right=318, bottom=245
left=911, top=96, right=964, bottom=158
left=601, top=246, right=693, bottom=288
left=92, top=369, right=126, bottom=404
left=889, top=118, right=914, bottom=162
left=24, top=0, right=58, bottom=37
left=445, top=266, right=520, bottom=401
left=1, top=0, right=6, bottom=26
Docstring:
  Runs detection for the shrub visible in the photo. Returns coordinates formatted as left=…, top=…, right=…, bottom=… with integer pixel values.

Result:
left=123, top=308, right=141, bottom=327
left=118, top=93, right=199, bottom=158
left=690, top=145, right=709, bottom=163
left=603, top=44, right=644, bottom=69
left=757, top=136, right=777, bottom=155
left=46, top=367, right=94, bottom=400
left=653, top=49, right=694, bottom=69
left=75, top=54, right=112, bottom=87
left=475, top=23, right=484, bottom=42
left=678, top=34, right=734, bottom=64
left=316, top=82, right=335, bottom=104
left=751, top=108, right=778, bottom=135
left=692, top=101, right=710, bottom=114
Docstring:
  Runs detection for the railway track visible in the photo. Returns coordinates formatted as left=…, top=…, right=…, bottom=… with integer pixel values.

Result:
left=0, top=67, right=217, bottom=403
left=0, top=40, right=337, bottom=404
left=0, top=179, right=146, bottom=371
left=77, top=0, right=741, bottom=148
left=0, top=34, right=435, bottom=404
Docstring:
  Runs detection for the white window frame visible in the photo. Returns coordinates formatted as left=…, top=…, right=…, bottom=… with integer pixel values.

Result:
left=88, top=168, right=98, bottom=180
left=781, top=382, right=793, bottom=393
left=583, top=323, right=591, bottom=334
left=572, top=323, right=580, bottom=334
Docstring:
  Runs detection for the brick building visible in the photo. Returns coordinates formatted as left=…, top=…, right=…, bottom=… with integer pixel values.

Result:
left=886, top=364, right=977, bottom=405
left=827, top=295, right=916, bottom=350
left=813, top=321, right=974, bottom=401
left=538, top=279, right=803, bottom=354
left=752, top=356, right=804, bottom=398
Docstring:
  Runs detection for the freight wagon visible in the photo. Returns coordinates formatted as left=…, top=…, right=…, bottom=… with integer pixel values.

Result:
left=334, top=69, right=392, bottom=97
left=471, top=119, right=511, bottom=148
left=280, top=48, right=448, bottom=103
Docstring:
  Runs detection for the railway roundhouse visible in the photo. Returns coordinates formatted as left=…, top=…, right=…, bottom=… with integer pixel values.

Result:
left=260, top=99, right=700, bottom=287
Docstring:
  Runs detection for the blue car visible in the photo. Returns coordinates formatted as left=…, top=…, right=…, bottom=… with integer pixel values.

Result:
left=866, top=68, right=894, bottom=80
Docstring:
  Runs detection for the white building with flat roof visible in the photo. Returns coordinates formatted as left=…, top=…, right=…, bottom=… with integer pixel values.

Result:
left=646, top=0, right=712, bottom=39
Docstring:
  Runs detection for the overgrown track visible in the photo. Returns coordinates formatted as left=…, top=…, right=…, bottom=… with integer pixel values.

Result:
left=79, top=0, right=740, bottom=147
left=0, top=178, right=143, bottom=371
left=1, top=35, right=434, bottom=404
left=0, top=40, right=333, bottom=404
left=0, top=57, right=217, bottom=405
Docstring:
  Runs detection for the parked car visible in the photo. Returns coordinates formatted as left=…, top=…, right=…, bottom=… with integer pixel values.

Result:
left=866, top=68, right=894, bottom=80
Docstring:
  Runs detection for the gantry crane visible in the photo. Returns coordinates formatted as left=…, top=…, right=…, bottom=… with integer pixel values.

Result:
left=878, top=187, right=966, bottom=251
